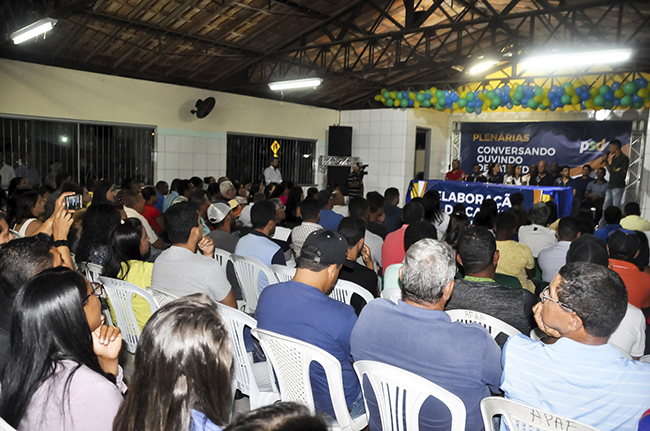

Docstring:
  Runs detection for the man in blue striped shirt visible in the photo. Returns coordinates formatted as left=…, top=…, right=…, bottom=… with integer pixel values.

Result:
left=501, top=262, right=650, bottom=431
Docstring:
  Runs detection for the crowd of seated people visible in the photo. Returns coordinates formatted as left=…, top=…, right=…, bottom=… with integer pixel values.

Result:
left=0, top=165, right=649, bottom=431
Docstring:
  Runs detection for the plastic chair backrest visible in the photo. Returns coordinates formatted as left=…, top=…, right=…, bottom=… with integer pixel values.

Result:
left=216, top=303, right=279, bottom=409
left=329, top=279, right=374, bottom=307
left=98, top=276, right=157, bottom=353
left=213, top=248, right=231, bottom=270
left=354, top=360, right=466, bottom=431
left=230, top=254, right=279, bottom=313
left=480, top=397, right=600, bottom=431
left=445, top=309, right=521, bottom=339
left=380, top=288, right=401, bottom=303
left=77, top=261, right=103, bottom=282
left=0, top=416, right=17, bottom=431
left=148, top=287, right=178, bottom=308
left=640, top=354, right=650, bottom=362
left=251, top=328, right=367, bottom=431
left=8, top=229, right=21, bottom=239
left=271, top=264, right=296, bottom=282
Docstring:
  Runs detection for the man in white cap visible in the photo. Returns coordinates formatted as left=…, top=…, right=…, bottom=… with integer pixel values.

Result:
left=206, top=202, right=239, bottom=253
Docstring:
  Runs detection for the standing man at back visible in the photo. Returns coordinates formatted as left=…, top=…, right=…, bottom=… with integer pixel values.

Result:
left=351, top=238, right=501, bottom=431
left=263, top=157, right=282, bottom=186
left=382, top=187, right=402, bottom=234
left=603, top=139, right=629, bottom=211
left=347, top=164, right=364, bottom=198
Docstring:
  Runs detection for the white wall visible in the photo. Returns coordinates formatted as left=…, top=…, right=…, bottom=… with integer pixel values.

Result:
left=0, top=59, right=339, bottom=185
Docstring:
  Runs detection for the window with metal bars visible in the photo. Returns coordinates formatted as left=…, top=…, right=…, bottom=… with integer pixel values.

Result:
left=226, top=133, right=316, bottom=185
left=0, top=116, right=155, bottom=188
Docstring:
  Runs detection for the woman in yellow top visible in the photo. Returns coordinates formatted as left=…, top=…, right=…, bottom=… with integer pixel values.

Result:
left=103, top=218, right=154, bottom=330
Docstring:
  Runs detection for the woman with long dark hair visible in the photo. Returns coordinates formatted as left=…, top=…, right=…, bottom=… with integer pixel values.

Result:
left=486, top=163, right=504, bottom=184
left=75, top=202, right=121, bottom=266
left=505, top=164, right=524, bottom=185
left=93, top=179, right=117, bottom=204
left=12, top=190, right=46, bottom=236
left=473, top=199, right=498, bottom=231
left=443, top=211, right=470, bottom=249
left=422, top=190, right=450, bottom=240
left=112, top=294, right=232, bottom=431
left=0, top=267, right=125, bottom=430
left=284, top=185, right=304, bottom=229
left=103, top=218, right=153, bottom=330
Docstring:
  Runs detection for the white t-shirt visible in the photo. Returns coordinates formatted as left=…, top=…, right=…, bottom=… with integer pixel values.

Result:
left=518, top=224, right=557, bottom=258
left=432, top=212, right=450, bottom=241
left=263, top=166, right=282, bottom=185
left=0, top=164, right=15, bottom=190
left=152, top=246, right=230, bottom=302
left=610, top=303, right=646, bottom=358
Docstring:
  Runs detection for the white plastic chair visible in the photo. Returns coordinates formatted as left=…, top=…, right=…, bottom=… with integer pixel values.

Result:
left=148, top=287, right=178, bottom=308
left=216, top=303, right=280, bottom=410
left=480, top=397, right=600, bottom=431
left=380, top=288, right=401, bottom=303
left=329, top=279, right=374, bottom=307
left=214, top=248, right=231, bottom=271
left=78, top=261, right=114, bottom=325
left=445, top=309, right=521, bottom=339
left=354, top=360, right=466, bottom=431
left=99, top=276, right=158, bottom=353
left=230, top=254, right=279, bottom=313
left=0, top=416, right=17, bottom=431
left=640, top=354, right=650, bottom=362
left=8, top=229, right=21, bottom=239
left=251, top=328, right=368, bottom=431
left=271, top=264, right=296, bottom=282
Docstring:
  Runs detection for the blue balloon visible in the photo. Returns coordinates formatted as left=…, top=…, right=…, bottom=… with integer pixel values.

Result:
left=634, top=78, right=646, bottom=88
left=581, top=84, right=589, bottom=92
left=425, top=94, right=432, bottom=100
left=506, top=103, right=513, bottom=110
left=549, top=104, right=557, bottom=111
left=408, top=99, right=414, bottom=107
left=611, top=81, right=622, bottom=90
left=402, top=91, right=409, bottom=99
left=575, top=87, right=584, bottom=96
left=475, top=106, right=482, bottom=114
left=580, top=92, right=590, bottom=101
left=580, top=101, right=586, bottom=109
left=638, top=78, right=649, bottom=88
left=556, top=86, right=565, bottom=96
left=548, top=92, right=558, bottom=100
left=614, top=99, right=620, bottom=106
left=633, top=94, right=643, bottom=103
left=604, top=91, right=615, bottom=101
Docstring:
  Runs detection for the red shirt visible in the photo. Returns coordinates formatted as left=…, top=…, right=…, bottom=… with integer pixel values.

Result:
left=143, top=204, right=162, bottom=234
left=610, top=259, right=650, bottom=309
left=382, top=224, right=408, bottom=271
left=445, top=169, right=465, bottom=181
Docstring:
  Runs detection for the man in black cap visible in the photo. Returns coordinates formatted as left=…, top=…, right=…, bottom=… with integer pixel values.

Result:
left=255, top=229, right=364, bottom=420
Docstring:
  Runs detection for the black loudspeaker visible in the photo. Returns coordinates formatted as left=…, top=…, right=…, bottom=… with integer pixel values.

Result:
left=328, top=126, right=353, bottom=195
left=328, top=126, right=352, bottom=156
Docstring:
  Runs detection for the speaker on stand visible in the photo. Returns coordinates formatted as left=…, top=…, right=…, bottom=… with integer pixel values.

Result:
left=327, top=126, right=353, bottom=195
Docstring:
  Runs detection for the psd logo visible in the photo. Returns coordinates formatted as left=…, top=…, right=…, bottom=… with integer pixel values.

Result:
left=579, top=139, right=607, bottom=154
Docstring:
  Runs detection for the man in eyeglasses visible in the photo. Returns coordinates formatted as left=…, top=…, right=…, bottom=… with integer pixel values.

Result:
left=501, top=262, right=650, bottom=430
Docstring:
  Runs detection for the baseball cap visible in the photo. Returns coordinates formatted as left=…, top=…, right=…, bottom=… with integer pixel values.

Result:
left=207, top=202, right=231, bottom=224
left=228, top=199, right=243, bottom=217
left=301, top=229, right=352, bottom=268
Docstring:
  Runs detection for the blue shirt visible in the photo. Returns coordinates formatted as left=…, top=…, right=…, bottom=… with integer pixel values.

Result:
left=351, top=299, right=502, bottom=431
left=594, top=223, right=622, bottom=242
left=190, top=410, right=222, bottom=431
left=501, top=335, right=650, bottom=431
left=154, top=193, right=165, bottom=213
left=234, top=230, right=285, bottom=294
left=162, top=191, right=179, bottom=213
left=383, top=205, right=402, bottom=234
left=255, top=281, right=360, bottom=416
left=318, top=209, right=343, bottom=230
left=572, top=176, right=593, bottom=200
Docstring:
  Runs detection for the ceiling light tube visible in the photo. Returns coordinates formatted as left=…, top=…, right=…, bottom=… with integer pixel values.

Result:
left=269, top=78, right=323, bottom=91
left=10, top=18, right=57, bottom=44
left=468, top=60, right=497, bottom=75
left=520, top=48, right=632, bottom=71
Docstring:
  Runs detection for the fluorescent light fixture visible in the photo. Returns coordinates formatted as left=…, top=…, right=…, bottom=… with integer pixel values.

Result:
left=10, top=18, right=57, bottom=45
left=468, top=60, right=497, bottom=75
left=520, top=48, right=632, bottom=71
left=269, top=78, right=323, bottom=91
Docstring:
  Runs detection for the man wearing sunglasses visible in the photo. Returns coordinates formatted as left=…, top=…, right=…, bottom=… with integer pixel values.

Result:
left=500, top=262, right=650, bottom=430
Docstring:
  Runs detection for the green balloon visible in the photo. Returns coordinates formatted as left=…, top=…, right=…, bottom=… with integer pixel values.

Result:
left=396, top=92, right=403, bottom=99
left=466, top=107, right=475, bottom=113
left=438, top=96, right=446, bottom=105
left=416, top=93, right=425, bottom=102
left=561, top=94, right=572, bottom=105
left=603, top=100, right=614, bottom=109
left=382, top=91, right=390, bottom=99
left=486, top=90, right=495, bottom=99
left=624, top=82, right=639, bottom=95
left=594, top=95, right=605, bottom=106
left=435, top=90, right=444, bottom=99
left=513, top=98, right=521, bottom=106
left=492, top=97, right=501, bottom=107
left=633, top=101, right=644, bottom=109
left=620, top=95, right=632, bottom=106
left=539, top=103, right=548, bottom=110
left=466, top=92, right=475, bottom=101
left=385, top=98, right=394, bottom=107
left=513, top=89, right=524, bottom=101
left=534, top=87, right=544, bottom=96
left=599, top=85, right=610, bottom=96
left=400, top=98, right=409, bottom=107
left=458, top=98, right=467, bottom=108
left=528, top=99, right=539, bottom=109
left=422, top=100, right=431, bottom=108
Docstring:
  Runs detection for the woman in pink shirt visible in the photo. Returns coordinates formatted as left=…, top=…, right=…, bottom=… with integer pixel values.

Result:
left=0, top=267, right=125, bottom=431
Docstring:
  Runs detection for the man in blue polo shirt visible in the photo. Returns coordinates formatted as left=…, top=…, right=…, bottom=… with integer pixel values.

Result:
left=351, top=238, right=501, bottom=431
left=255, top=229, right=364, bottom=419
left=316, top=190, right=344, bottom=230
left=501, top=262, right=650, bottom=430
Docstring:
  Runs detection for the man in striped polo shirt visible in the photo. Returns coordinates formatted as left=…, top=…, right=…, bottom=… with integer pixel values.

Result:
left=500, top=262, right=650, bottom=431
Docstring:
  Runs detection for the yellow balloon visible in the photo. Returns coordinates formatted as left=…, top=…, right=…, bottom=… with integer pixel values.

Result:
left=571, top=95, right=580, bottom=105
left=483, top=100, right=490, bottom=108
left=380, top=88, right=388, bottom=94
left=478, top=93, right=487, bottom=101
left=614, top=89, right=625, bottom=98
left=543, top=88, right=549, bottom=96
left=389, top=91, right=396, bottom=99
left=639, top=88, right=649, bottom=98
left=534, top=95, right=543, bottom=103
left=565, top=86, right=575, bottom=96
left=414, top=101, right=421, bottom=108
left=374, top=95, right=382, bottom=101
left=542, top=98, right=550, bottom=107
left=430, top=87, right=438, bottom=94
left=574, top=79, right=585, bottom=87
left=585, top=100, right=594, bottom=109
left=453, top=102, right=459, bottom=110
left=460, top=92, right=467, bottom=98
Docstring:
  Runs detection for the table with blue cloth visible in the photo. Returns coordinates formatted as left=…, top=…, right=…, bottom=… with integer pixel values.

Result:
left=406, top=180, right=573, bottom=219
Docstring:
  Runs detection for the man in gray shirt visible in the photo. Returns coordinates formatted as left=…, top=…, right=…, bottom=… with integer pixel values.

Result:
left=152, top=202, right=237, bottom=307
left=206, top=202, right=239, bottom=253
left=447, top=226, right=537, bottom=347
